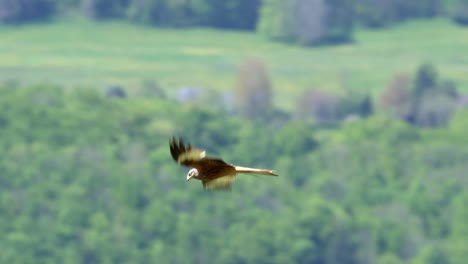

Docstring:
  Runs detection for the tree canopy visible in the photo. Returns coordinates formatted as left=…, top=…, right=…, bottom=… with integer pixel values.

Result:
left=0, top=82, right=467, bottom=263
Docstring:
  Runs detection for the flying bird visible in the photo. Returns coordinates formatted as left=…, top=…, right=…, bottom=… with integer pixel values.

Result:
left=169, top=137, right=278, bottom=190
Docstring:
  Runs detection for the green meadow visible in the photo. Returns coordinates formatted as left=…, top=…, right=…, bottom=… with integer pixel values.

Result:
left=1, top=18, right=467, bottom=109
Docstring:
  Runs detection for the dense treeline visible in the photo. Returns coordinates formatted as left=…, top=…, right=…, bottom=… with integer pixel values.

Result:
left=0, top=80, right=467, bottom=263
left=1, top=0, right=468, bottom=45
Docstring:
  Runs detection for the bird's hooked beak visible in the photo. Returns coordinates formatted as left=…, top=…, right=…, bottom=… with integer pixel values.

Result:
left=187, top=168, right=197, bottom=181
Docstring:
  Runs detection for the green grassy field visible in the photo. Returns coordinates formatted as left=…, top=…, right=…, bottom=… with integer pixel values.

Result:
left=0, top=18, right=467, bottom=109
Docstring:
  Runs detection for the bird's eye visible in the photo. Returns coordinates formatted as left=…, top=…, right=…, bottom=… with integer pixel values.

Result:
left=189, top=169, right=197, bottom=176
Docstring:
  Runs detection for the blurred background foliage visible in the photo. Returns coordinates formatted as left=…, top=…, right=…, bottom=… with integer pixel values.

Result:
left=1, top=0, right=468, bottom=263
left=0, top=64, right=467, bottom=263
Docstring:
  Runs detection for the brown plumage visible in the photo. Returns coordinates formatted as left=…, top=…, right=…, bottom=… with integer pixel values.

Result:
left=169, top=137, right=277, bottom=190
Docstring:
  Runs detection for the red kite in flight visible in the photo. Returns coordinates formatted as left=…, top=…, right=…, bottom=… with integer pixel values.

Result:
left=170, top=137, right=277, bottom=190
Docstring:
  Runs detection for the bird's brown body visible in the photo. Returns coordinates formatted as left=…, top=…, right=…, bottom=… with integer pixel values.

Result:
left=169, top=137, right=277, bottom=190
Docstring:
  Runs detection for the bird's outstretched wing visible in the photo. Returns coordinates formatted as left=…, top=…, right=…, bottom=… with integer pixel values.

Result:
left=170, top=137, right=205, bottom=167
left=169, top=137, right=231, bottom=172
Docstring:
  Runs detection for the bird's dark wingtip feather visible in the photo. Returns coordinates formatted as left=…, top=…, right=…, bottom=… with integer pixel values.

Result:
left=170, top=137, right=193, bottom=163
left=169, top=137, right=181, bottom=162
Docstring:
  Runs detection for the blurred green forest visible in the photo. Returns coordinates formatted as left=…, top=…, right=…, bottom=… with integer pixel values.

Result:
left=1, top=0, right=468, bottom=263
left=1, top=83, right=467, bottom=263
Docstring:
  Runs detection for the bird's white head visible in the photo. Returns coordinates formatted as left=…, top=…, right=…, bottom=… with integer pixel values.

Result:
left=187, top=168, right=199, bottom=181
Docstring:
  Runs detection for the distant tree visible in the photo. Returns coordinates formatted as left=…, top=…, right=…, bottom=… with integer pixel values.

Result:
left=257, top=0, right=296, bottom=41
left=82, top=0, right=130, bottom=19
left=413, top=92, right=456, bottom=127
left=126, top=0, right=260, bottom=29
left=294, top=0, right=327, bottom=45
left=393, top=0, right=440, bottom=19
left=439, top=80, right=458, bottom=98
left=54, top=0, right=80, bottom=13
left=360, top=94, right=374, bottom=117
left=234, top=57, right=273, bottom=119
left=452, top=0, right=468, bottom=25
left=379, top=74, right=412, bottom=120
left=105, top=85, right=127, bottom=99
left=324, top=0, right=354, bottom=43
left=231, top=0, right=261, bottom=29
left=257, top=0, right=353, bottom=46
left=406, top=63, right=459, bottom=127
left=128, top=0, right=175, bottom=26
left=413, top=63, right=438, bottom=97
left=356, top=0, right=396, bottom=28
left=408, top=63, right=438, bottom=124
left=128, top=0, right=209, bottom=27
left=338, top=92, right=374, bottom=118
left=356, top=0, right=441, bottom=28
left=297, top=89, right=341, bottom=123
left=196, top=0, right=261, bottom=29
left=0, top=0, right=56, bottom=23
left=297, top=88, right=372, bottom=123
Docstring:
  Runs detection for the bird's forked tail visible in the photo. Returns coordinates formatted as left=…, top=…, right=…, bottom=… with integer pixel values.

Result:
left=234, top=166, right=278, bottom=176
